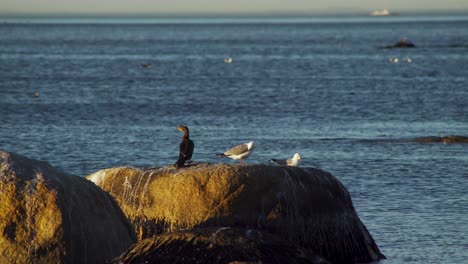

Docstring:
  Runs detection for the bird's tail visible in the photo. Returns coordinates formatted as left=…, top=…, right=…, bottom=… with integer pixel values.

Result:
left=216, top=153, right=226, bottom=158
left=269, top=159, right=278, bottom=164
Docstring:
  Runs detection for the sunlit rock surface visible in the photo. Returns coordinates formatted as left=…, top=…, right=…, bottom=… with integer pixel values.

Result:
left=412, top=135, right=468, bottom=143
left=0, top=151, right=136, bottom=264
left=112, top=227, right=330, bottom=264
left=88, top=163, right=384, bottom=263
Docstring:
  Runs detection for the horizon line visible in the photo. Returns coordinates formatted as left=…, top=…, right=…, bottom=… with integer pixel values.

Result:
left=1, top=9, right=468, bottom=18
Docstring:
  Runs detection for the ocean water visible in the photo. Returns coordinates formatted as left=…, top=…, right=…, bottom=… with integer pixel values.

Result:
left=1, top=16, right=467, bottom=263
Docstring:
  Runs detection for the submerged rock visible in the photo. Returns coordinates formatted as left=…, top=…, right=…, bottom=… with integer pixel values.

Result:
left=0, top=151, right=136, bottom=264
left=112, top=227, right=330, bottom=264
left=412, top=135, right=468, bottom=143
left=88, top=163, right=384, bottom=263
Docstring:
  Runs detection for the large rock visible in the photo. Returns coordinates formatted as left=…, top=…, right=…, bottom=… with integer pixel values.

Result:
left=0, top=151, right=136, bottom=263
left=112, top=227, right=331, bottom=264
left=411, top=135, right=468, bottom=143
left=87, top=163, right=384, bottom=263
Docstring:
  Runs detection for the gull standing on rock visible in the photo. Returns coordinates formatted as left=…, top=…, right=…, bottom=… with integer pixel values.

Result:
left=174, top=125, right=195, bottom=168
left=217, top=141, right=254, bottom=165
left=270, top=153, right=301, bottom=167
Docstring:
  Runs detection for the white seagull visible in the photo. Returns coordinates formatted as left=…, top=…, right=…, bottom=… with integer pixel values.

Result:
left=217, top=141, right=254, bottom=165
left=270, top=153, right=301, bottom=167
left=403, top=58, right=412, bottom=63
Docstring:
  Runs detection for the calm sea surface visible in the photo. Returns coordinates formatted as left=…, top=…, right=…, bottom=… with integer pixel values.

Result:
left=1, top=16, right=467, bottom=263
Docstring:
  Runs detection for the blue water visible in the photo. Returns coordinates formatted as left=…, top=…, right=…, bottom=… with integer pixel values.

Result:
left=1, top=16, right=467, bottom=263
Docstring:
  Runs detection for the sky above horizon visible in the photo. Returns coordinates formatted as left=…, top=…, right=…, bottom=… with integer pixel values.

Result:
left=1, top=0, right=468, bottom=14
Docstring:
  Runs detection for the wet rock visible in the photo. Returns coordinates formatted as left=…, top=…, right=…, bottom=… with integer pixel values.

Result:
left=412, top=135, right=468, bottom=143
left=112, top=227, right=330, bottom=264
left=0, top=151, right=136, bottom=263
left=87, top=163, right=384, bottom=263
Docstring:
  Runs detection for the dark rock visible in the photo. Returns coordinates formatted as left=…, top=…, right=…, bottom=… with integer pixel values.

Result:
left=384, top=37, right=416, bottom=48
left=112, top=227, right=331, bottom=264
left=88, top=163, right=385, bottom=263
left=412, top=135, right=468, bottom=143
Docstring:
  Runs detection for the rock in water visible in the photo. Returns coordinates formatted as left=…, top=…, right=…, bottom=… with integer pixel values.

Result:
left=112, top=227, right=331, bottom=264
left=0, top=151, right=136, bottom=263
left=412, top=135, right=468, bottom=143
left=383, top=37, right=416, bottom=48
left=88, top=163, right=385, bottom=263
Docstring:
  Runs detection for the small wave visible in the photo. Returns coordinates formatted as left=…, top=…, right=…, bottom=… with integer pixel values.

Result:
left=317, top=137, right=396, bottom=143
left=431, top=44, right=468, bottom=49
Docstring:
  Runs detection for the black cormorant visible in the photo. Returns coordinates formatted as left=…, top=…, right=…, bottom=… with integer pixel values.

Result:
left=175, top=125, right=194, bottom=168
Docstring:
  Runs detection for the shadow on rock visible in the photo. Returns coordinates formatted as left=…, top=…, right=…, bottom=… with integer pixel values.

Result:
left=112, top=227, right=330, bottom=264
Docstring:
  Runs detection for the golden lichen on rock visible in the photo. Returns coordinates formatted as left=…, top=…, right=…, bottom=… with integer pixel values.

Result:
left=88, top=164, right=270, bottom=233
left=0, top=151, right=136, bottom=264
left=0, top=157, right=64, bottom=263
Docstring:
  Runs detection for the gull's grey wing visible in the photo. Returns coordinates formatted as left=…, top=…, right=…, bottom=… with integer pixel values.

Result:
left=225, top=143, right=248, bottom=155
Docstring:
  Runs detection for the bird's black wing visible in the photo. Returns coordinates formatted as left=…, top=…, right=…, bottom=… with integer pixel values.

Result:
left=175, top=139, right=189, bottom=168
left=186, top=139, right=194, bottom=161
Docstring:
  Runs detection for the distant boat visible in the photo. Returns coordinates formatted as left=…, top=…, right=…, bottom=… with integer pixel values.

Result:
left=224, top=58, right=233, bottom=64
left=370, top=9, right=391, bottom=16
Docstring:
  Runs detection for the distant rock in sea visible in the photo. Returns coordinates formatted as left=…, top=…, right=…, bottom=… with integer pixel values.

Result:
left=87, top=163, right=385, bottom=263
left=411, top=135, right=468, bottom=143
left=112, top=227, right=331, bottom=264
left=0, top=151, right=136, bottom=264
left=384, top=37, right=416, bottom=49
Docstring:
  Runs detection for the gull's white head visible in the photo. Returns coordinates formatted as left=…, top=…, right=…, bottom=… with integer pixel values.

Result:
left=246, top=141, right=255, bottom=150
left=293, top=153, right=301, bottom=160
